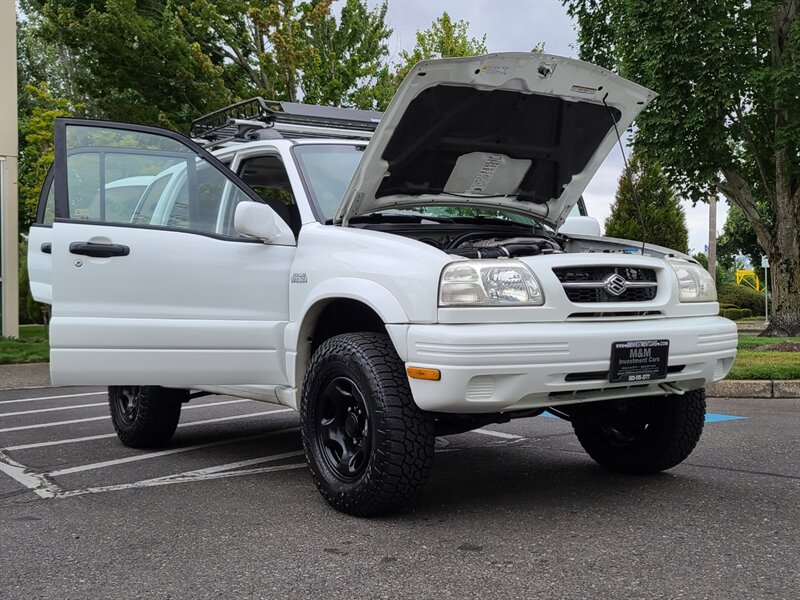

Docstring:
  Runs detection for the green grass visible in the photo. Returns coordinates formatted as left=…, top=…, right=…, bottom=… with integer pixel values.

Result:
left=1, top=326, right=797, bottom=380
left=736, top=335, right=800, bottom=350
left=728, top=352, right=800, bottom=380
left=729, top=335, right=800, bottom=380
left=0, top=324, right=49, bottom=365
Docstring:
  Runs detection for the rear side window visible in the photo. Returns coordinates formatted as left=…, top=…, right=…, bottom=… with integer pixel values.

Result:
left=41, top=175, right=55, bottom=225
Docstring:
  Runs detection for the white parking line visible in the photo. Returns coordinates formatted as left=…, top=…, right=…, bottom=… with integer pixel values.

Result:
left=0, top=415, right=110, bottom=433
left=0, top=451, right=59, bottom=498
left=0, top=391, right=106, bottom=405
left=0, top=402, right=106, bottom=417
left=472, top=428, right=524, bottom=440
left=48, top=427, right=300, bottom=476
left=0, top=399, right=253, bottom=433
left=56, top=451, right=306, bottom=498
left=2, top=408, right=295, bottom=450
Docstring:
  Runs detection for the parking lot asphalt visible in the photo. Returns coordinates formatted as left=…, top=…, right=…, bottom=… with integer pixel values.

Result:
left=1, top=387, right=798, bottom=600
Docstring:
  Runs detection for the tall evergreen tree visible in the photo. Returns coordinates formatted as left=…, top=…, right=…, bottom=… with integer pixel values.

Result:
left=605, top=154, right=690, bottom=254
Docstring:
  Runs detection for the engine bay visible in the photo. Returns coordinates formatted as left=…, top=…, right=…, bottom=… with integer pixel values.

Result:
left=353, top=215, right=682, bottom=261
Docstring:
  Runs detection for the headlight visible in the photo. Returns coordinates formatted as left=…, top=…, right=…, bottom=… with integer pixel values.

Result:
left=669, top=260, right=717, bottom=302
left=439, top=259, right=544, bottom=306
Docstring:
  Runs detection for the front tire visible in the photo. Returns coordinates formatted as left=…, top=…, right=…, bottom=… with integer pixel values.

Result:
left=300, top=332, right=435, bottom=516
left=109, top=386, right=187, bottom=448
left=571, top=388, right=706, bottom=474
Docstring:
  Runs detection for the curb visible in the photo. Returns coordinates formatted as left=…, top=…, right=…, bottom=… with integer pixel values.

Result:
left=1, top=362, right=798, bottom=398
left=706, top=379, right=800, bottom=399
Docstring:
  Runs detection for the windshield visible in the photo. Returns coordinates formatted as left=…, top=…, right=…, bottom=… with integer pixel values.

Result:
left=293, top=144, right=364, bottom=220
left=293, top=144, right=538, bottom=225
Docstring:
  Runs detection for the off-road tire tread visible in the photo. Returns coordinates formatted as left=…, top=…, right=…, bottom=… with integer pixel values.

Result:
left=572, top=389, right=706, bottom=474
left=109, top=386, right=186, bottom=449
left=300, top=332, right=435, bottom=516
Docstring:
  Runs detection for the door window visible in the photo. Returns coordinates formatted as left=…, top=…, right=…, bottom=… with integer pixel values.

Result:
left=235, top=155, right=299, bottom=236
left=58, top=123, right=259, bottom=238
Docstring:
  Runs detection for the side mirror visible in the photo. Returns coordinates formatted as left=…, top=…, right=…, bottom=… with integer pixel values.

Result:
left=234, top=201, right=286, bottom=242
left=559, top=216, right=602, bottom=237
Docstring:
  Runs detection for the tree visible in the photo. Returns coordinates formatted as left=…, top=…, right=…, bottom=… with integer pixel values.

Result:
left=17, top=84, right=79, bottom=233
left=30, top=0, right=232, bottom=130
left=717, top=205, right=766, bottom=270
left=301, top=0, right=392, bottom=107
left=605, top=154, right=689, bottom=254
left=355, top=12, right=488, bottom=110
left=564, top=0, right=800, bottom=335
left=174, top=0, right=391, bottom=106
left=32, top=1, right=392, bottom=119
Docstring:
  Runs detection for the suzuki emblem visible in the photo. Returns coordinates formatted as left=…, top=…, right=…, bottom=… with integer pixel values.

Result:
left=603, top=273, right=628, bottom=296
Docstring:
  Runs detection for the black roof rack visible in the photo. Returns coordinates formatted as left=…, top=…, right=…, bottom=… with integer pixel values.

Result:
left=190, top=97, right=382, bottom=143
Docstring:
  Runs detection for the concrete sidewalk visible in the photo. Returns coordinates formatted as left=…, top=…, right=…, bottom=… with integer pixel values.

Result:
left=0, top=362, right=51, bottom=390
left=1, top=362, right=797, bottom=397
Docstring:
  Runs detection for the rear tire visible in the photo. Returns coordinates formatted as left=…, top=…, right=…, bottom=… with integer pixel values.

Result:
left=108, top=386, right=187, bottom=448
left=300, top=332, right=435, bottom=516
left=571, top=388, right=706, bottom=474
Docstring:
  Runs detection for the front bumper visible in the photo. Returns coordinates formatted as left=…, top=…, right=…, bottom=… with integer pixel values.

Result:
left=399, top=316, right=737, bottom=413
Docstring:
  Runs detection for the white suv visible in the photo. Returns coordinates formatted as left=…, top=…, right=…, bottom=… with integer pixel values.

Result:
left=28, top=54, right=737, bottom=516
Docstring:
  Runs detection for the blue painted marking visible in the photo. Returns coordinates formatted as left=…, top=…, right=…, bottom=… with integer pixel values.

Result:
left=704, top=413, right=747, bottom=423
left=541, top=411, right=746, bottom=423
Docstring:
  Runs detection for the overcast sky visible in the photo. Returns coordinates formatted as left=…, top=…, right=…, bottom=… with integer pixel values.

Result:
left=366, top=0, right=727, bottom=253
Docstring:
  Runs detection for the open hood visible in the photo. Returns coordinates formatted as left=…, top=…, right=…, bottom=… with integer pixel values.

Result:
left=335, top=53, right=655, bottom=229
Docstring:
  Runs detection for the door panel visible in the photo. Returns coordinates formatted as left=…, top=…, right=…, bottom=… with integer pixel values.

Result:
left=49, top=119, right=294, bottom=386
left=27, top=225, right=53, bottom=304
left=27, top=168, right=55, bottom=304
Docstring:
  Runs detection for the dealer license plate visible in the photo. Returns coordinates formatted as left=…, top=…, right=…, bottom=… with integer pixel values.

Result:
left=609, top=340, right=669, bottom=383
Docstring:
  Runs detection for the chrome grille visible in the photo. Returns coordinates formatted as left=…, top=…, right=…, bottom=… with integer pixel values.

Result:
left=554, top=266, right=657, bottom=303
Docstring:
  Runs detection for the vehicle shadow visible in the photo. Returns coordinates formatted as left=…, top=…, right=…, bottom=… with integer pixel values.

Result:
left=409, top=440, right=705, bottom=520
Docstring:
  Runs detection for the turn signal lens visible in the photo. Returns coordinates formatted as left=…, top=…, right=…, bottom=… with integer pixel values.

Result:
left=407, top=367, right=441, bottom=381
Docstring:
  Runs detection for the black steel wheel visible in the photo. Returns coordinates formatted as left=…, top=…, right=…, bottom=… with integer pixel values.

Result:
left=111, top=386, right=141, bottom=427
left=301, top=332, right=435, bottom=517
left=108, top=386, right=187, bottom=449
left=571, top=388, right=706, bottom=474
left=316, top=376, right=371, bottom=481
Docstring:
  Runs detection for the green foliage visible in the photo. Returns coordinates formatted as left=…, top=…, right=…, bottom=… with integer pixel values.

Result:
left=30, top=0, right=232, bottom=130
left=17, top=83, right=78, bottom=232
left=31, top=1, right=393, bottom=117
left=564, top=0, right=800, bottom=335
left=718, top=284, right=766, bottom=316
left=721, top=308, right=753, bottom=321
left=302, top=0, right=392, bottom=107
left=357, top=12, right=489, bottom=110
left=604, top=154, right=689, bottom=253
left=173, top=0, right=393, bottom=108
left=0, top=325, right=49, bottom=364
left=396, top=12, right=487, bottom=80
left=717, top=205, right=766, bottom=269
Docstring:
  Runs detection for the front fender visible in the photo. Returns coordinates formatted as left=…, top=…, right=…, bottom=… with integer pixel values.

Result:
left=283, top=278, right=414, bottom=392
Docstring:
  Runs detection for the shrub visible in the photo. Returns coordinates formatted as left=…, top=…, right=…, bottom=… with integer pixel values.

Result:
left=721, top=308, right=753, bottom=321
left=717, top=284, right=765, bottom=316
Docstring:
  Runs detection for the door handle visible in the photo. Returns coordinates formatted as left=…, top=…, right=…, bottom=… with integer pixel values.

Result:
left=41, top=243, right=52, bottom=254
left=69, top=242, right=130, bottom=258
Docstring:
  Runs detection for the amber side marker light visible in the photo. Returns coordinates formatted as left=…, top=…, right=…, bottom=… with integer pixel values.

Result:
left=406, top=367, right=441, bottom=381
